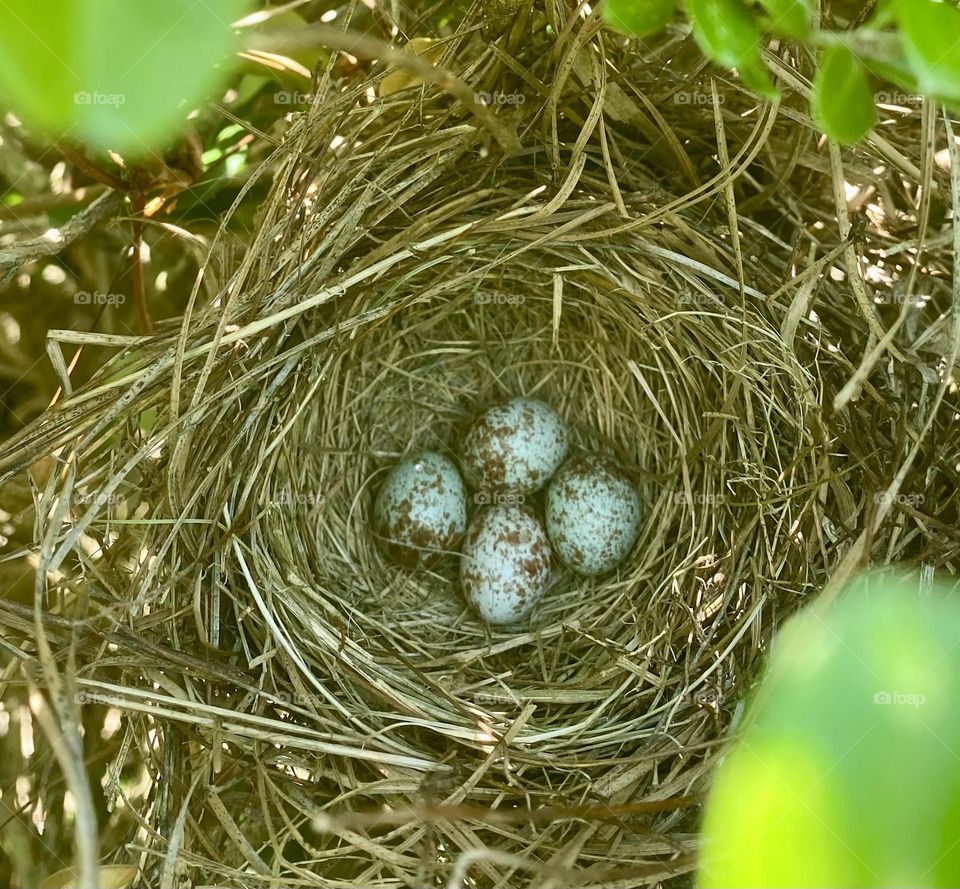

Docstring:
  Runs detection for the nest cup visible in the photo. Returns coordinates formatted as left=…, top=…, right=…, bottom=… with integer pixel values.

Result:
left=266, top=261, right=814, bottom=684
left=235, top=233, right=816, bottom=885
left=147, top=107, right=823, bottom=883
left=5, top=4, right=947, bottom=886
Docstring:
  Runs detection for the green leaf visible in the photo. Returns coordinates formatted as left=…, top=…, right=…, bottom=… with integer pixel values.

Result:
left=686, top=0, right=759, bottom=67
left=869, top=0, right=897, bottom=28
left=812, top=44, right=877, bottom=144
left=248, top=10, right=325, bottom=70
left=232, top=74, right=272, bottom=110
left=895, top=0, right=960, bottom=101
left=0, top=0, right=246, bottom=155
left=700, top=572, right=960, bottom=888
left=736, top=56, right=778, bottom=96
left=602, top=0, right=676, bottom=36
left=687, top=0, right=777, bottom=96
left=862, top=55, right=921, bottom=97
left=756, top=0, right=812, bottom=39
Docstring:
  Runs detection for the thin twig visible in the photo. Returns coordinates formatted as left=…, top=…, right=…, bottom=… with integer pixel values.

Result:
left=0, top=190, right=123, bottom=286
left=245, top=24, right=523, bottom=156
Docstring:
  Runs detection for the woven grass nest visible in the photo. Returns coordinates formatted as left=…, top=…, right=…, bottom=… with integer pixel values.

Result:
left=3, top=3, right=959, bottom=887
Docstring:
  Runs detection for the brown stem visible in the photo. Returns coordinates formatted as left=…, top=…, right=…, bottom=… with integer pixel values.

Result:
left=57, top=143, right=126, bottom=191
left=0, top=190, right=123, bottom=287
left=0, top=184, right=109, bottom=222
left=130, top=193, right=152, bottom=335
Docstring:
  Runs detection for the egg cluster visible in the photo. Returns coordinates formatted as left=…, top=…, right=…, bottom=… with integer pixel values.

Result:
left=374, top=397, right=641, bottom=625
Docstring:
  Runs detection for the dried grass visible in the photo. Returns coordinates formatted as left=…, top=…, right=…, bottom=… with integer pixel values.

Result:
left=1, top=2, right=958, bottom=887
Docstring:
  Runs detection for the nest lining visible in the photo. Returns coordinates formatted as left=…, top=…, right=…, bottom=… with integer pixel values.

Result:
left=245, top=261, right=817, bottom=740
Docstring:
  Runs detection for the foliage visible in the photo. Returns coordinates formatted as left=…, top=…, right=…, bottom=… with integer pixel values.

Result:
left=700, top=572, right=960, bottom=888
left=0, top=0, right=247, bottom=154
left=812, top=44, right=877, bottom=146
left=602, top=0, right=675, bottom=36
left=602, top=0, right=960, bottom=144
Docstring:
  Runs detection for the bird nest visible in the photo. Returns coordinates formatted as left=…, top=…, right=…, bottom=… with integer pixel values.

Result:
left=2, top=3, right=958, bottom=887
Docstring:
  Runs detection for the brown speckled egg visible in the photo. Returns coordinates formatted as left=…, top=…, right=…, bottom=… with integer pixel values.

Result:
left=461, top=397, right=568, bottom=495
left=545, top=454, right=640, bottom=576
left=461, top=505, right=552, bottom=624
left=374, top=452, right=467, bottom=568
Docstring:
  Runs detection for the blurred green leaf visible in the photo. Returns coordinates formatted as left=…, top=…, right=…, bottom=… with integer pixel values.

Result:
left=896, top=0, right=960, bottom=100
left=812, top=44, right=877, bottom=144
left=862, top=54, right=921, bottom=97
left=217, top=124, right=246, bottom=143
left=686, top=0, right=776, bottom=96
left=247, top=10, right=325, bottom=70
left=736, top=56, right=778, bottom=96
left=48, top=205, right=83, bottom=227
left=700, top=572, right=960, bottom=888
left=870, top=0, right=898, bottom=28
left=756, top=0, right=812, bottom=39
left=0, top=0, right=246, bottom=155
left=602, top=0, right=676, bottom=36
left=223, top=151, right=247, bottom=177
left=231, top=74, right=272, bottom=110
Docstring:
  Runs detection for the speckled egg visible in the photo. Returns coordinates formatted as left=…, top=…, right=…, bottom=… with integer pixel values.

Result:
left=461, top=397, right=568, bottom=495
left=546, top=454, right=640, bottom=576
left=461, top=505, right=552, bottom=624
left=374, top=452, right=467, bottom=568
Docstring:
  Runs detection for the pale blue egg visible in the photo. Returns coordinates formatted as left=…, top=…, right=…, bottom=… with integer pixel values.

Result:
left=546, top=455, right=640, bottom=576
left=374, top=451, right=467, bottom=567
left=461, top=397, right=568, bottom=495
left=461, top=505, right=552, bottom=624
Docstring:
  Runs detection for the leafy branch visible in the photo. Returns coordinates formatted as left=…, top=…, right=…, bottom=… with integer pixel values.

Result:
left=603, top=0, right=960, bottom=144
